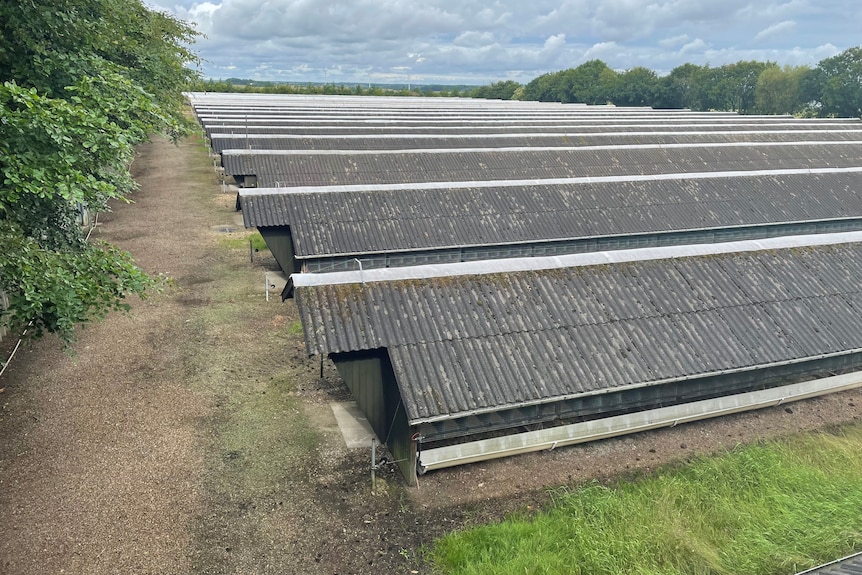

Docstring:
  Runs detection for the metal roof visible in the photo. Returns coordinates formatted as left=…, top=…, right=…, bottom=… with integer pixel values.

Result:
left=203, top=122, right=862, bottom=140
left=238, top=169, right=862, bottom=259
left=289, top=230, right=862, bottom=293
left=293, top=240, right=862, bottom=424
left=222, top=141, right=862, bottom=187
left=210, top=130, right=862, bottom=153
left=197, top=111, right=743, bottom=121
left=203, top=116, right=848, bottom=128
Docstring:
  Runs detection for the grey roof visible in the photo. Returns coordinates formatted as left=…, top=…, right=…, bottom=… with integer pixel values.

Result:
left=201, top=116, right=849, bottom=129
left=239, top=169, right=862, bottom=259
left=197, top=111, right=741, bottom=121
left=293, top=241, right=862, bottom=423
left=204, top=121, right=862, bottom=140
left=210, top=130, right=862, bottom=153
left=222, top=141, right=862, bottom=187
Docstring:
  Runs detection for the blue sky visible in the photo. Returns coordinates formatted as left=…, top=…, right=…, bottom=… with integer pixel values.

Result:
left=149, top=0, right=859, bottom=85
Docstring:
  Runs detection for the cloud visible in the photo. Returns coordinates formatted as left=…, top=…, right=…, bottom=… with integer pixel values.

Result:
left=680, top=38, right=709, bottom=56
left=542, top=34, right=567, bottom=54
left=754, top=20, right=797, bottom=42
left=583, top=41, right=622, bottom=62
left=151, top=0, right=862, bottom=84
left=659, top=34, right=690, bottom=49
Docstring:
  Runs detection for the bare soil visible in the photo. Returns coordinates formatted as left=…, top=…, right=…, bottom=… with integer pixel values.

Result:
left=1, top=133, right=860, bottom=575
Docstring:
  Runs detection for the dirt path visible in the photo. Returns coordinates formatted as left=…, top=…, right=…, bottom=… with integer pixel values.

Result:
left=1, top=132, right=861, bottom=575
left=0, top=136, right=212, bottom=574
left=0, top=134, right=429, bottom=575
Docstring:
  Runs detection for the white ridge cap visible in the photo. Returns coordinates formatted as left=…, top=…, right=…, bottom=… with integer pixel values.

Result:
left=289, top=231, right=862, bottom=288
left=211, top=128, right=862, bottom=140
left=222, top=139, right=862, bottom=157
left=204, top=121, right=862, bottom=132
left=239, top=165, right=862, bottom=196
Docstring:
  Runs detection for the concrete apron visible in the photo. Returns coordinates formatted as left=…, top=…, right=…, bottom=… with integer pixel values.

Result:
left=330, top=401, right=379, bottom=449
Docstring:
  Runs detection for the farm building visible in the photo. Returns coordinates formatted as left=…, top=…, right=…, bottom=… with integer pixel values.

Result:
left=188, top=92, right=862, bottom=480
left=210, top=128, right=862, bottom=154
left=220, top=139, right=862, bottom=188
left=239, top=168, right=862, bottom=273
left=290, top=235, right=862, bottom=479
left=200, top=120, right=862, bottom=141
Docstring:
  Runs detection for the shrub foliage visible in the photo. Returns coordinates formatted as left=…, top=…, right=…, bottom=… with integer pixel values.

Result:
left=0, top=0, right=199, bottom=343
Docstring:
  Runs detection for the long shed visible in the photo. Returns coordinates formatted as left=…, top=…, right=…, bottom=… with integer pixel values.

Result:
left=221, top=140, right=862, bottom=187
left=291, top=234, right=862, bottom=479
left=238, top=167, right=862, bottom=273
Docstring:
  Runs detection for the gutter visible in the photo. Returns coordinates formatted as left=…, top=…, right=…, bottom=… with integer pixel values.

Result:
left=418, top=370, right=862, bottom=473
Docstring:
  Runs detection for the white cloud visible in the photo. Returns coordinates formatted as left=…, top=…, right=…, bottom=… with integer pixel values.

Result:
left=583, top=41, right=622, bottom=62
left=542, top=34, right=567, bottom=54
left=453, top=31, right=498, bottom=48
left=680, top=38, right=709, bottom=56
left=154, top=0, right=861, bottom=84
left=659, top=34, right=690, bottom=49
left=754, top=20, right=797, bottom=42
left=737, top=0, right=813, bottom=20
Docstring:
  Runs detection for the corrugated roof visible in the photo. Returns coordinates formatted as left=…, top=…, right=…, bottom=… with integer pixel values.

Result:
left=238, top=170, right=862, bottom=258
left=222, top=141, right=862, bottom=187
left=211, top=130, right=862, bottom=153
left=203, top=121, right=862, bottom=140
left=293, top=242, right=862, bottom=423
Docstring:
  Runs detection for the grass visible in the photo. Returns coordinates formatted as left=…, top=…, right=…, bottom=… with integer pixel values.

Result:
left=432, top=424, right=862, bottom=575
left=218, top=230, right=268, bottom=252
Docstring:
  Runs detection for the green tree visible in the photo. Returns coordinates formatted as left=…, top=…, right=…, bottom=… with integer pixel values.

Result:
left=811, top=47, right=862, bottom=118
left=697, top=61, right=772, bottom=113
left=471, top=80, right=522, bottom=100
left=0, top=0, right=200, bottom=344
left=612, top=67, right=659, bottom=107
left=557, top=60, right=618, bottom=104
left=755, top=65, right=809, bottom=114
left=654, top=63, right=707, bottom=109
left=522, top=72, right=561, bottom=102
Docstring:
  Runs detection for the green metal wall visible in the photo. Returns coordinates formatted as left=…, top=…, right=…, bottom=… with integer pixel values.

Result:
left=328, top=347, right=862, bottom=481
left=259, top=227, right=299, bottom=273
left=331, top=350, right=417, bottom=479
left=418, top=350, right=862, bottom=446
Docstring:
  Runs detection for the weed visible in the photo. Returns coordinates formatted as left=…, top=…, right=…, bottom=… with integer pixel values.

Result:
left=288, top=321, right=304, bottom=335
left=218, top=231, right=268, bottom=252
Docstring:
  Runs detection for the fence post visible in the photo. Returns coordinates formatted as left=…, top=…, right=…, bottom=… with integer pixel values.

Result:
left=0, top=289, right=8, bottom=342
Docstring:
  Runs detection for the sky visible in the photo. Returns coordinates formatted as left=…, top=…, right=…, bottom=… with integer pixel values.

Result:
left=148, top=0, right=860, bottom=86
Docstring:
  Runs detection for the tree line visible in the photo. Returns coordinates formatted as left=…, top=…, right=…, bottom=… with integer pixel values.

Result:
left=189, top=78, right=474, bottom=99
left=195, top=46, right=862, bottom=119
left=0, top=0, right=199, bottom=345
left=471, top=47, right=862, bottom=118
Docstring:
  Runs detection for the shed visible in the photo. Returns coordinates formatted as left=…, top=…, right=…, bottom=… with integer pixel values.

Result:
left=221, top=140, right=862, bottom=188
left=291, top=235, right=862, bottom=479
left=237, top=167, right=862, bottom=273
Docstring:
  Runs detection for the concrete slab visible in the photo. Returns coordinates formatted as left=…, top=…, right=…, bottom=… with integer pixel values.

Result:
left=330, top=401, right=378, bottom=449
left=265, top=270, right=289, bottom=291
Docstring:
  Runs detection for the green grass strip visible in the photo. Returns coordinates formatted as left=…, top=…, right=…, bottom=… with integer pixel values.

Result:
left=432, top=424, right=862, bottom=575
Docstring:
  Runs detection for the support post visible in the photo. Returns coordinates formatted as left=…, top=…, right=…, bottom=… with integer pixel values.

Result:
left=371, top=438, right=377, bottom=494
